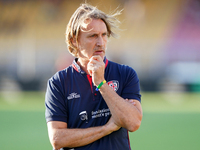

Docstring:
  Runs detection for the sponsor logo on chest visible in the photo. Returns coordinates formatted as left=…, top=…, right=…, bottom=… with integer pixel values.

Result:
left=67, top=92, right=80, bottom=100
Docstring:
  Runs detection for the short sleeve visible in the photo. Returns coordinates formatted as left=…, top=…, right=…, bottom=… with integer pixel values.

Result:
left=121, top=67, right=141, bottom=102
left=45, top=73, right=68, bottom=123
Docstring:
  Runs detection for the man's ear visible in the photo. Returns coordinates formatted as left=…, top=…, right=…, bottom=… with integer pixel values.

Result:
left=71, top=38, right=77, bottom=47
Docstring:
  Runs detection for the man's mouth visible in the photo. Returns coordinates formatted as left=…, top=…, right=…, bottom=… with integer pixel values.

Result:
left=94, top=50, right=104, bottom=55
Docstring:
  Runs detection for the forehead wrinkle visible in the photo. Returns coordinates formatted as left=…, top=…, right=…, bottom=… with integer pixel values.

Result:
left=81, top=19, right=107, bottom=34
left=80, top=18, right=92, bottom=32
left=80, top=27, right=93, bottom=33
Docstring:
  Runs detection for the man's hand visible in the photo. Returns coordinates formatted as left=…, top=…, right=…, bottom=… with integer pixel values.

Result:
left=105, top=116, right=121, bottom=133
left=105, top=99, right=137, bottom=133
left=87, top=55, right=105, bottom=86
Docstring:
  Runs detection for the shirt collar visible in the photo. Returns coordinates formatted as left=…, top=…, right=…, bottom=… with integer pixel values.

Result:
left=72, top=57, right=108, bottom=73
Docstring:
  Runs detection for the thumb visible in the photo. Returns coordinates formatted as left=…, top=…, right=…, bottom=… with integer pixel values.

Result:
left=87, top=63, right=93, bottom=76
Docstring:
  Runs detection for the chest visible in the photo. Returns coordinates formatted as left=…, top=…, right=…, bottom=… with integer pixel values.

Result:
left=64, top=74, right=122, bottom=128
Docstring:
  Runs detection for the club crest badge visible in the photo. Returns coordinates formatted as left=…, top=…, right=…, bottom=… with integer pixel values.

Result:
left=107, top=80, right=119, bottom=92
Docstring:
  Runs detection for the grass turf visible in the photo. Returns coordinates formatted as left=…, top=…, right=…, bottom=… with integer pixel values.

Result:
left=0, top=92, right=200, bottom=150
left=129, top=112, right=200, bottom=150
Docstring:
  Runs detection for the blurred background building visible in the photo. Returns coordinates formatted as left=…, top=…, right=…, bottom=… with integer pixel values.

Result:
left=0, top=0, right=200, bottom=92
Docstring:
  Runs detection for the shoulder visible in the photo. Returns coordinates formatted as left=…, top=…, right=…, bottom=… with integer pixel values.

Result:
left=106, top=60, right=139, bottom=87
left=47, top=65, right=74, bottom=90
left=46, top=66, right=74, bottom=99
left=107, top=60, right=137, bottom=76
left=49, top=66, right=73, bottom=82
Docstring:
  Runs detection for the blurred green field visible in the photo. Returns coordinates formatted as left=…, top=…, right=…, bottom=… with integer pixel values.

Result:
left=0, top=92, right=200, bottom=150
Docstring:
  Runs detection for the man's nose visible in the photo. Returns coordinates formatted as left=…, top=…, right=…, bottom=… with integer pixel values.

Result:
left=96, top=36, right=103, bottom=46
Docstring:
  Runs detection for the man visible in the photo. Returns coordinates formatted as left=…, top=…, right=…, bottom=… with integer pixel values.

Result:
left=45, top=3, right=143, bottom=150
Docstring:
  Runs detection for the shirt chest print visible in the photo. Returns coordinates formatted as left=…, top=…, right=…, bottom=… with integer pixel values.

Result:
left=67, top=92, right=81, bottom=100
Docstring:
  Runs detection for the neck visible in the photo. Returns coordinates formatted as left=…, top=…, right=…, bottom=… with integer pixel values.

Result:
left=77, top=58, right=90, bottom=74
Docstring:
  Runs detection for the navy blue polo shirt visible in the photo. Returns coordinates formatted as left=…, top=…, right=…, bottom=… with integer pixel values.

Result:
left=45, top=57, right=141, bottom=150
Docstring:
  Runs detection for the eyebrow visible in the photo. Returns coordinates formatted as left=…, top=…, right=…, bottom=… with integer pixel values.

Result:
left=87, top=31, right=107, bottom=36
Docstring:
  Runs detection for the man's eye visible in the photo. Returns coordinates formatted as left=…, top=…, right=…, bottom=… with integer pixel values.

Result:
left=90, top=34, right=96, bottom=37
left=102, top=33, right=107, bottom=36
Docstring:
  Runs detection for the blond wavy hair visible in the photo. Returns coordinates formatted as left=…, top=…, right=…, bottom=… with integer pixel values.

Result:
left=65, top=3, right=121, bottom=57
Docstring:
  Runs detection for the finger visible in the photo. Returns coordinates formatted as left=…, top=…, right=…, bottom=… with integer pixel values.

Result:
left=88, top=59, right=97, bottom=68
left=87, top=69, right=93, bottom=76
left=88, top=62, right=94, bottom=67
left=87, top=62, right=98, bottom=72
left=90, top=55, right=103, bottom=62
left=125, top=99, right=136, bottom=106
left=87, top=63, right=93, bottom=75
left=88, top=58, right=104, bottom=71
left=131, top=101, right=136, bottom=106
left=129, top=100, right=136, bottom=105
left=129, top=100, right=134, bottom=103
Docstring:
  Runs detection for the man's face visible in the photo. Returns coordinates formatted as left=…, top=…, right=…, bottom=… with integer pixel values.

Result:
left=76, top=19, right=108, bottom=60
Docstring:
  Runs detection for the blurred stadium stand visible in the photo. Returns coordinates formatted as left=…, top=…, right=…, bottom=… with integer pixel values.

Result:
left=0, top=0, right=200, bottom=92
